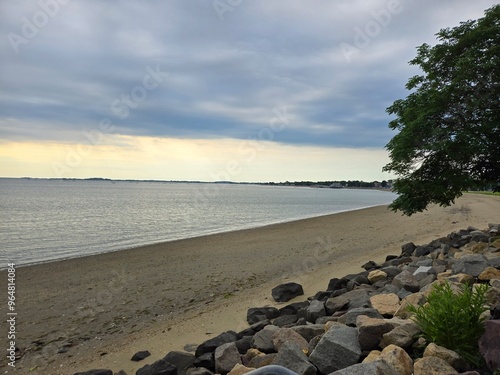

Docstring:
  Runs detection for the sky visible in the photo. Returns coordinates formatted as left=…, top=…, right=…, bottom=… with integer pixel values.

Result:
left=0, top=0, right=497, bottom=182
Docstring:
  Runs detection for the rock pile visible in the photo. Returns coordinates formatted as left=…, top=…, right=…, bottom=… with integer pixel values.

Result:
left=76, top=224, right=500, bottom=375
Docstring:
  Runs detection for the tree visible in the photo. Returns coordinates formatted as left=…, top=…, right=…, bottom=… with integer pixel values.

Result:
left=383, top=5, right=500, bottom=215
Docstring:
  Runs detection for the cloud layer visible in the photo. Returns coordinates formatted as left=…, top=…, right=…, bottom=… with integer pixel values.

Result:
left=0, top=0, right=496, bottom=180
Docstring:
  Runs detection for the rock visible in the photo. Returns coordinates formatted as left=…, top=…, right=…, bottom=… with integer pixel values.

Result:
left=130, top=350, right=151, bottom=362
left=327, top=277, right=348, bottom=291
left=272, top=341, right=316, bottom=375
left=470, top=230, right=490, bottom=243
left=380, top=321, right=420, bottom=349
left=356, top=316, right=395, bottom=351
left=479, top=320, right=500, bottom=371
left=325, top=294, right=349, bottom=314
left=423, top=343, right=466, bottom=372
left=290, top=324, right=324, bottom=342
left=241, top=348, right=264, bottom=365
left=215, top=342, right=242, bottom=375
left=418, top=274, right=436, bottom=289
left=235, top=336, right=253, bottom=355
left=369, top=293, right=400, bottom=317
left=451, top=254, right=490, bottom=277
left=490, top=303, right=500, bottom=319
left=394, top=292, right=426, bottom=319
left=306, top=300, right=325, bottom=323
left=479, top=266, right=500, bottom=281
left=271, top=282, right=304, bottom=302
left=413, top=266, right=432, bottom=275
left=378, top=344, right=413, bottom=375
left=338, top=307, right=383, bottom=326
left=325, top=289, right=370, bottom=315
left=362, top=261, right=379, bottom=271
left=273, top=314, right=298, bottom=327
left=279, top=301, right=310, bottom=316
left=446, top=273, right=475, bottom=284
left=136, top=360, right=177, bottom=375
left=401, top=242, right=416, bottom=257
left=248, top=353, right=276, bottom=368
left=195, top=331, right=238, bottom=357
left=328, top=360, right=398, bottom=375
left=368, top=270, right=387, bottom=284
left=74, top=371, right=113, bottom=375
left=247, top=307, right=280, bottom=325
left=238, top=320, right=270, bottom=338
left=193, top=353, right=215, bottom=372
left=227, top=364, right=254, bottom=375
left=271, top=328, right=309, bottom=353
left=361, top=350, right=381, bottom=363
left=186, top=368, right=213, bottom=375
left=392, top=270, right=420, bottom=293
left=413, top=356, right=458, bottom=375
left=415, top=245, right=433, bottom=257
left=163, top=352, right=195, bottom=375
left=309, top=324, right=361, bottom=373
left=251, top=325, right=279, bottom=353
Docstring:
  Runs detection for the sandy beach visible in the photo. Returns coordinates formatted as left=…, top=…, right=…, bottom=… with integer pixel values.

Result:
left=1, top=193, right=499, bottom=374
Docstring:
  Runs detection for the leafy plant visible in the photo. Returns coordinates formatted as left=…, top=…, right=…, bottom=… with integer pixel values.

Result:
left=407, top=281, right=490, bottom=367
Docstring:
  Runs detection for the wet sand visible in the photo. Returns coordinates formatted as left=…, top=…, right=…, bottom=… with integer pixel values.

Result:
left=1, top=193, right=499, bottom=374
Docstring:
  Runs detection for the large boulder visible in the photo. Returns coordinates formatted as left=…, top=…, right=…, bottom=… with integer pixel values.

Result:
left=271, top=283, right=304, bottom=302
left=137, top=360, right=178, bottom=375
left=380, top=321, right=421, bottom=349
left=247, top=307, right=280, bottom=325
left=271, top=328, right=309, bottom=353
left=195, top=331, right=238, bottom=357
left=413, top=356, right=458, bottom=375
left=251, top=325, right=279, bottom=353
left=309, top=324, right=361, bottom=373
left=378, top=344, right=413, bottom=375
left=338, top=307, right=383, bottom=326
left=423, top=343, right=466, bottom=372
left=369, top=293, right=400, bottom=317
left=392, top=270, right=419, bottom=293
left=451, top=254, right=490, bottom=277
left=272, top=342, right=317, bottom=375
left=214, top=342, right=242, bottom=375
left=356, top=316, right=395, bottom=351
left=163, top=352, right=195, bottom=375
left=306, top=300, right=326, bottom=322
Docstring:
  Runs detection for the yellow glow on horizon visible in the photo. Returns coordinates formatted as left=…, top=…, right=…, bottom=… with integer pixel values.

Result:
left=0, top=135, right=395, bottom=182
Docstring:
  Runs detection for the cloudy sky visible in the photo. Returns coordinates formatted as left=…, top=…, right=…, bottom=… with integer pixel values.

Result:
left=0, top=0, right=496, bottom=182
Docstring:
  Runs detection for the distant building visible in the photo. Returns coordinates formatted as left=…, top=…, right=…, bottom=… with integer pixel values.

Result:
left=330, top=182, right=343, bottom=189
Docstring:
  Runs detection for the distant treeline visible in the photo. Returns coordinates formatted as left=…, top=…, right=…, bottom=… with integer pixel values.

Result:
left=262, top=180, right=393, bottom=188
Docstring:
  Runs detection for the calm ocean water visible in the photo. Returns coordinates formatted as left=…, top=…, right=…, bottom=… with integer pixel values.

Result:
left=0, top=179, right=397, bottom=267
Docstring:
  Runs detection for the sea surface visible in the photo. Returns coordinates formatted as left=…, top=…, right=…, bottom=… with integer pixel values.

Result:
left=0, top=178, right=397, bottom=267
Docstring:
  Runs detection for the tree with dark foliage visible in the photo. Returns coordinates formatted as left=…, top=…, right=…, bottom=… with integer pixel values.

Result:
left=383, top=5, right=500, bottom=215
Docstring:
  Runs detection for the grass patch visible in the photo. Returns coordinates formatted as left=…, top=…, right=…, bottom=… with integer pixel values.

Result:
left=408, top=281, right=490, bottom=368
left=466, top=191, right=500, bottom=196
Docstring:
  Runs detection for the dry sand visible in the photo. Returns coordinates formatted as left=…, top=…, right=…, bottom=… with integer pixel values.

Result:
left=1, top=193, right=499, bottom=374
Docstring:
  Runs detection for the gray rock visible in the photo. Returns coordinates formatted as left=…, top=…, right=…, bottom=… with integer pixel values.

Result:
left=291, top=324, right=325, bottom=342
left=235, top=336, right=253, bottom=355
left=163, top=352, right=195, bottom=375
left=471, top=230, right=490, bottom=243
left=309, top=324, right=361, bottom=373
left=186, top=368, right=213, bottom=375
left=272, top=341, right=317, bottom=375
left=136, top=360, right=177, bottom=375
left=401, top=242, right=416, bottom=257
left=247, top=307, right=280, bottom=325
left=415, top=245, right=433, bottom=257
left=74, top=371, right=113, bottom=375
left=380, top=321, right=421, bottom=349
left=328, top=360, right=398, bottom=375
left=338, top=307, right=383, bottom=326
left=193, top=353, right=215, bottom=372
left=195, top=331, right=238, bottom=357
left=417, top=274, right=436, bottom=289
left=214, top=342, right=241, bottom=375
left=273, top=315, right=298, bottom=327
left=251, top=325, right=279, bottom=353
left=272, top=282, right=304, bottom=302
left=306, top=300, right=326, bottom=323
left=451, top=254, right=490, bottom=277
left=356, top=316, right=396, bottom=351
left=392, top=270, right=419, bottom=293
left=325, top=289, right=370, bottom=315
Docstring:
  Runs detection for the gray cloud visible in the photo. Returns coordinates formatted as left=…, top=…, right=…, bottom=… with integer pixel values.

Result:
left=0, top=0, right=496, bottom=147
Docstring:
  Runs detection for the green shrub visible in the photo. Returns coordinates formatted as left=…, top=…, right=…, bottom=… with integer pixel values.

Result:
left=407, top=281, right=490, bottom=367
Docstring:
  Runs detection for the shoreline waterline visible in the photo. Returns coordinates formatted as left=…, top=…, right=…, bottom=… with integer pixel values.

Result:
left=5, top=201, right=394, bottom=270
